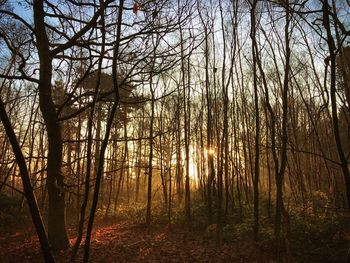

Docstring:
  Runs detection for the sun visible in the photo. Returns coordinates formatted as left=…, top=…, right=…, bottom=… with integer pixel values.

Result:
left=207, top=148, right=215, bottom=156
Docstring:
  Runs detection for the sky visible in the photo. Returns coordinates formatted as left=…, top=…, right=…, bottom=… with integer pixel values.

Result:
left=11, top=0, right=32, bottom=22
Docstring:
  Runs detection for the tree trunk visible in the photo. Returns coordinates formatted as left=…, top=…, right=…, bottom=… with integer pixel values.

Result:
left=0, top=64, right=55, bottom=263
left=249, top=0, right=260, bottom=241
left=33, top=0, right=69, bottom=251
left=322, top=0, right=350, bottom=209
left=146, top=78, right=155, bottom=226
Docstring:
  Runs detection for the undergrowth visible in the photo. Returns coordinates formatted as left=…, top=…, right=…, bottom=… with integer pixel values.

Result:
left=1, top=192, right=349, bottom=262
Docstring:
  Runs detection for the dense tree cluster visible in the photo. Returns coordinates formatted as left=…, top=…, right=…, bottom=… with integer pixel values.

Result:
left=0, top=0, right=350, bottom=261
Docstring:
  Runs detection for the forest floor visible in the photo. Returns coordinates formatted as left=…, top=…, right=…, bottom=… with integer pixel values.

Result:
left=1, top=213, right=350, bottom=263
left=0, top=218, right=277, bottom=263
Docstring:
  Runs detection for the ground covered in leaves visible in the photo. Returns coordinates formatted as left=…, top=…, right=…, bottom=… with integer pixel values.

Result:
left=1, top=211, right=350, bottom=263
left=0, top=219, right=276, bottom=263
